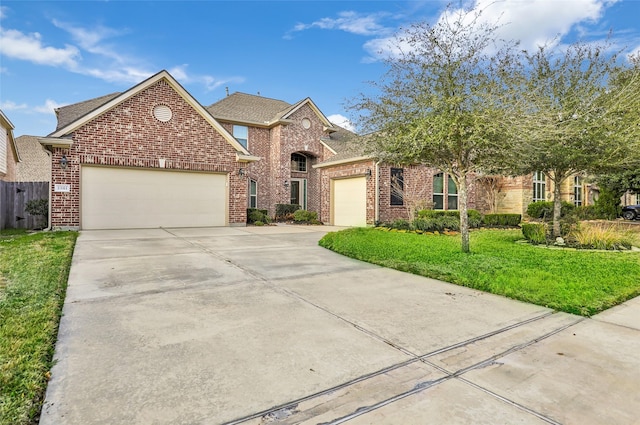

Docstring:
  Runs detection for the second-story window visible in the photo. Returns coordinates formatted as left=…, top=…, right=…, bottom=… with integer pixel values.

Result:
left=233, top=125, right=248, bottom=149
left=291, top=153, right=307, bottom=172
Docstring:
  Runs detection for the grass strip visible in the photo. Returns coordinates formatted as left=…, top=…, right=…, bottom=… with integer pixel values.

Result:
left=319, top=228, right=640, bottom=316
left=0, top=230, right=77, bottom=425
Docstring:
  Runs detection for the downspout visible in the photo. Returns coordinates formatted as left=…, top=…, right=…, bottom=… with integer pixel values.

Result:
left=374, top=160, right=381, bottom=224
left=43, top=147, right=53, bottom=231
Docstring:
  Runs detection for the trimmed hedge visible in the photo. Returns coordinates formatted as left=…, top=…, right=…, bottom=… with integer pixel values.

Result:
left=522, top=222, right=547, bottom=244
left=416, top=209, right=483, bottom=228
left=293, top=209, right=318, bottom=222
left=483, top=213, right=521, bottom=227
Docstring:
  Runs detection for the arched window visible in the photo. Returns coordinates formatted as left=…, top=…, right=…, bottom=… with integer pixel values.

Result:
left=291, top=153, right=307, bottom=172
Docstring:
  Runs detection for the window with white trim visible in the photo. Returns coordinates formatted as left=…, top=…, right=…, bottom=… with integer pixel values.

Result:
left=574, top=176, right=583, bottom=206
left=533, top=171, right=546, bottom=202
left=291, top=153, right=307, bottom=172
left=249, top=179, right=257, bottom=209
left=233, top=125, right=248, bottom=149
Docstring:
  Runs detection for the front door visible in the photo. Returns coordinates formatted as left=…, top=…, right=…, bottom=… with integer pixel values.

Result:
left=290, top=178, right=307, bottom=210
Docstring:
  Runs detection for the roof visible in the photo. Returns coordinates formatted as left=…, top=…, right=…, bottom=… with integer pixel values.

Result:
left=316, top=125, right=372, bottom=167
left=0, top=109, right=21, bottom=163
left=54, top=92, right=121, bottom=131
left=44, top=70, right=253, bottom=158
left=15, top=135, right=50, bottom=182
left=207, top=92, right=292, bottom=125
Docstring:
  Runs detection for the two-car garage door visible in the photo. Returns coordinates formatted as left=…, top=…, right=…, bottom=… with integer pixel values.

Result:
left=81, top=166, right=227, bottom=230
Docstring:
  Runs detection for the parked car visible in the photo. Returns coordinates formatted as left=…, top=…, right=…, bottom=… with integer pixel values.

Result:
left=622, top=204, right=640, bottom=220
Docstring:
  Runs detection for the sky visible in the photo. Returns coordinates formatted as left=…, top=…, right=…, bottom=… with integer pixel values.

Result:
left=1, top=0, right=640, bottom=138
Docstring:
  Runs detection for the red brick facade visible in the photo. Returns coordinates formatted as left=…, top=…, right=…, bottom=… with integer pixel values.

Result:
left=49, top=79, right=248, bottom=229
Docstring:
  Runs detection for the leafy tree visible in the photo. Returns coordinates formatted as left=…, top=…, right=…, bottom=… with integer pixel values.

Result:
left=349, top=7, right=520, bottom=253
left=510, top=42, right=640, bottom=236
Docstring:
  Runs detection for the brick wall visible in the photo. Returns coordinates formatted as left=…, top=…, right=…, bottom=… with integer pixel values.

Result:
left=51, top=79, right=246, bottom=228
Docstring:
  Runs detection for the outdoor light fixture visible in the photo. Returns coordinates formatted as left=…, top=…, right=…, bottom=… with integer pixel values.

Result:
left=238, top=168, right=245, bottom=177
left=60, top=155, right=68, bottom=169
left=366, top=169, right=372, bottom=178
left=284, top=179, right=289, bottom=188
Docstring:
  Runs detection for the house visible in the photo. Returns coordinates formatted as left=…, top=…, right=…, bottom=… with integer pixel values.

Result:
left=40, top=70, right=486, bottom=230
left=0, top=110, right=20, bottom=182
left=40, top=70, right=258, bottom=230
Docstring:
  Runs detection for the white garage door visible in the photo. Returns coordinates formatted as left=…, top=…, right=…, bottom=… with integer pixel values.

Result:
left=81, top=166, right=227, bottom=229
left=332, top=177, right=367, bottom=227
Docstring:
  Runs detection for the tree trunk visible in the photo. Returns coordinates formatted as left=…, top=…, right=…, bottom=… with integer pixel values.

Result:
left=552, top=176, right=562, bottom=237
left=458, top=175, right=470, bottom=253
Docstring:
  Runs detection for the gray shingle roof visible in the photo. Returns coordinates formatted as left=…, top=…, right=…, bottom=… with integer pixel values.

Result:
left=54, top=92, right=121, bottom=131
left=207, top=92, right=292, bottom=124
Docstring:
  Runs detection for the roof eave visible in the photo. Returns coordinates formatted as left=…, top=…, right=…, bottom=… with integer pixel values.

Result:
left=313, top=155, right=373, bottom=169
left=39, top=137, right=73, bottom=149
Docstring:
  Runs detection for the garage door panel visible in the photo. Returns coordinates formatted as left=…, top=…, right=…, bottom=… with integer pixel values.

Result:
left=333, top=177, right=367, bottom=227
left=81, top=167, right=227, bottom=230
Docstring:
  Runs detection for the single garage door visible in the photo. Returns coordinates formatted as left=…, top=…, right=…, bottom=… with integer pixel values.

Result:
left=81, top=166, right=227, bottom=229
left=332, top=177, right=367, bottom=227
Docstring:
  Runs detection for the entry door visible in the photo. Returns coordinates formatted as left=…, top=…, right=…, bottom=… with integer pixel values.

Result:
left=290, top=178, right=307, bottom=209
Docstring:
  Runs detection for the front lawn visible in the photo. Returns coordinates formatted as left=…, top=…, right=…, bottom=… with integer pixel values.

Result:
left=0, top=230, right=77, bottom=425
left=319, top=228, right=640, bottom=316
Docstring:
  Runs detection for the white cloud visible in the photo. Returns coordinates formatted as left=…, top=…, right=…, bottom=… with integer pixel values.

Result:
left=363, top=0, right=618, bottom=61
left=0, top=100, right=28, bottom=111
left=52, top=19, right=127, bottom=62
left=34, top=99, right=67, bottom=115
left=0, top=6, right=8, bottom=19
left=328, top=114, right=356, bottom=132
left=83, top=66, right=154, bottom=84
left=0, top=28, right=80, bottom=67
left=288, top=11, right=392, bottom=38
left=169, top=64, right=245, bottom=92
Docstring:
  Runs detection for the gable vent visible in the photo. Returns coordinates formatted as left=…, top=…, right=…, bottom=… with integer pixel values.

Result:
left=153, top=105, right=173, bottom=122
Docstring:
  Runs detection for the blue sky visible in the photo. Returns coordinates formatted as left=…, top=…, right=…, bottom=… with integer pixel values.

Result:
left=1, top=0, right=639, bottom=137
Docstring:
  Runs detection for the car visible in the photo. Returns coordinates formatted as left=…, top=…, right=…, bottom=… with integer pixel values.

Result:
left=622, top=204, right=640, bottom=220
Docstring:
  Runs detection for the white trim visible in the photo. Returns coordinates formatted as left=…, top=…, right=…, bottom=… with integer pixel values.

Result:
left=281, top=98, right=334, bottom=129
left=320, top=140, right=337, bottom=155
left=236, top=153, right=260, bottom=163
left=313, top=155, right=373, bottom=169
left=38, top=137, right=73, bottom=149
left=49, top=70, right=251, bottom=156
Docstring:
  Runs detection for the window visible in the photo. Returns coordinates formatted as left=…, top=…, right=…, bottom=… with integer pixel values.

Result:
left=291, top=153, right=307, bottom=172
left=447, top=175, right=458, bottom=210
left=233, top=125, right=248, bottom=149
left=433, top=173, right=444, bottom=210
left=249, top=179, right=257, bottom=209
left=636, top=193, right=640, bottom=204
left=290, top=178, right=307, bottom=210
left=433, top=173, right=458, bottom=210
left=390, top=168, right=404, bottom=206
left=533, top=171, right=546, bottom=202
left=574, top=176, right=583, bottom=206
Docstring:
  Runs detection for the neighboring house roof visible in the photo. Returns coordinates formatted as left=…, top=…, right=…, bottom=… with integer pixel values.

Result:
left=207, top=92, right=336, bottom=130
left=54, top=92, right=121, bottom=131
left=15, top=135, right=51, bottom=182
left=43, top=70, right=253, bottom=159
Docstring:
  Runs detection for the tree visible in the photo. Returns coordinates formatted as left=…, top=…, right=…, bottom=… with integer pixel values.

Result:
left=349, top=7, right=520, bottom=253
left=510, top=42, right=640, bottom=236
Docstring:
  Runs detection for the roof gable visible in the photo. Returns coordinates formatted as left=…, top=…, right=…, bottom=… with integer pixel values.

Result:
left=280, top=98, right=334, bottom=129
left=48, top=70, right=250, bottom=155
left=207, top=92, right=292, bottom=126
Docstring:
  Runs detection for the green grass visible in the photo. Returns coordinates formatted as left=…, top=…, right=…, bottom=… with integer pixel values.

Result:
left=319, top=228, right=640, bottom=316
left=0, top=230, right=77, bottom=425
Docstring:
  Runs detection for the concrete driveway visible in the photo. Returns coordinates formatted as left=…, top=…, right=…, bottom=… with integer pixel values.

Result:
left=40, top=225, right=640, bottom=424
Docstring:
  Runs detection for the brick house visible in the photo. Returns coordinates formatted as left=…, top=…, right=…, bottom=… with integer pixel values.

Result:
left=40, top=70, right=258, bottom=230
left=0, top=109, right=20, bottom=182
left=39, top=69, right=597, bottom=230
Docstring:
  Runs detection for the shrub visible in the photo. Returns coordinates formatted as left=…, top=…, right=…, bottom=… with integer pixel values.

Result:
left=526, top=201, right=574, bottom=220
left=522, top=222, right=547, bottom=244
left=467, top=209, right=483, bottom=228
left=573, top=205, right=601, bottom=220
left=275, top=204, right=301, bottom=219
left=25, top=198, right=49, bottom=228
left=389, top=219, right=412, bottom=230
left=483, top=214, right=522, bottom=227
left=415, top=209, right=481, bottom=228
left=570, top=223, right=637, bottom=250
left=416, top=209, right=459, bottom=219
left=412, top=216, right=460, bottom=232
left=293, top=209, right=318, bottom=222
left=593, top=188, right=622, bottom=220
left=253, top=221, right=264, bottom=226
left=247, top=208, right=270, bottom=224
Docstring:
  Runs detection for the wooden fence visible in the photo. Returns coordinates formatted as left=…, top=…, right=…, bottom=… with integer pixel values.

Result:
left=0, top=181, right=49, bottom=230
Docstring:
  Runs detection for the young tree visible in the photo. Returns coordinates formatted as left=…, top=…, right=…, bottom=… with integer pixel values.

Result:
left=510, top=42, right=640, bottom=236
left=350, top=7, right=520, bottom=253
